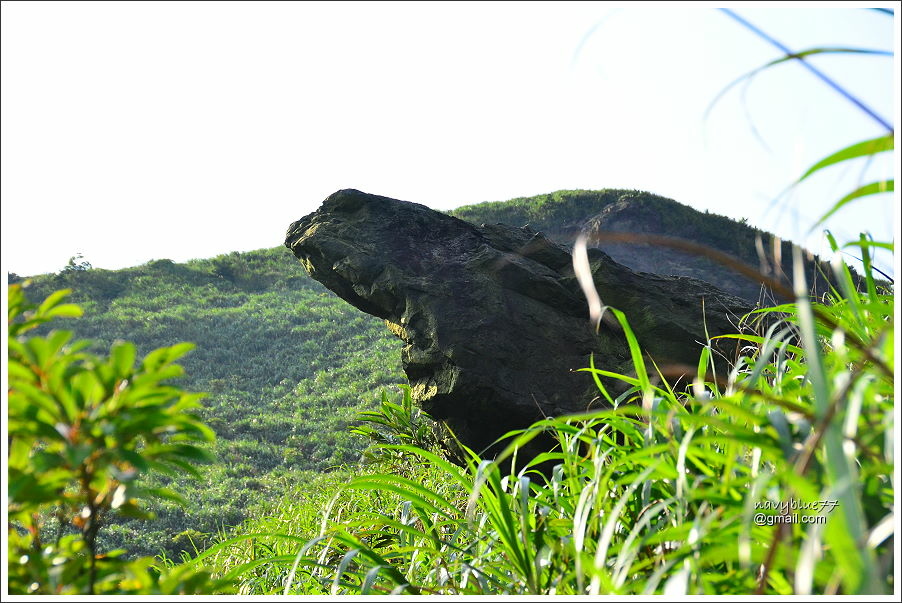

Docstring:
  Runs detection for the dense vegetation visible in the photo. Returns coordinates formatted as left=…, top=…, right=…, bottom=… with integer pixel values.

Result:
left=10, top=181, right=893, bottom=594
left=13, top=247, right=406, bottom=558
left=8, top=286, right=229, bottom=594
left=9, top=171, right=893, bottom=591
left=8, top=12, right=894, bottom=593
left=187, top=227, right=895, bottom=594
left=10, top=190, right=802, bottom=560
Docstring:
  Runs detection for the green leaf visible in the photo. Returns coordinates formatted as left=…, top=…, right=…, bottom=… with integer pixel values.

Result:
left=842, top=239, right=893, bottom=251
left=36, top=288, right=74, bottom=315
left=110, top=342, right=137, bottom=378
left=141, top=487, right=188, bottom=507
left=799, top=135, right=893, bottom=182
left=46, top=303, right=84, bottom=319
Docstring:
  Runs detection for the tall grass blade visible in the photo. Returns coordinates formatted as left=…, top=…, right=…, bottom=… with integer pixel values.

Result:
left=799, top=135, right=893, bottom=182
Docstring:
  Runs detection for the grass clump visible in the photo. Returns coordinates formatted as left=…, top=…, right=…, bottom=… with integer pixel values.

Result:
left=190, top=237, right=892, bottom=594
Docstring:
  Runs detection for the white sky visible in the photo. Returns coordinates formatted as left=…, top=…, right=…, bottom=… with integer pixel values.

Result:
left=1, top=1, right=898, bottom=277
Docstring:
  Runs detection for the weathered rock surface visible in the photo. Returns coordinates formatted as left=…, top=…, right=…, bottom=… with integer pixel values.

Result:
left=285, top=190, right=752, bottom=455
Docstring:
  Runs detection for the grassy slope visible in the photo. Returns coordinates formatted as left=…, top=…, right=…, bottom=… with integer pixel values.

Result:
left=12, top=188, right=817, bottom=558
left=20, top=246, right=405, bottom=557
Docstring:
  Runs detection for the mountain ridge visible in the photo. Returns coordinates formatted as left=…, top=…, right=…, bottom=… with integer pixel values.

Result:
left=450, top=188, right=840, bottom=302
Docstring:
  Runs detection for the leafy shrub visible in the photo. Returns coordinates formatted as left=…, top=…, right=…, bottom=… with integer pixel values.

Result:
left=15, top=247, right=405, bottom=557
left=62, top=253, right=92, bottom=272
left=351, top=385, right=463, bottom=466
left=6, top=284, right=231, bottom=594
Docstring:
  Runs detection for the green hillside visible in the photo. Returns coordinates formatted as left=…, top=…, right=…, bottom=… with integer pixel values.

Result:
left=16, top=246, right=405, bottom=557
left=5, top=189, right=851, bottom=558
left=8, top=188, right=894, bottom=595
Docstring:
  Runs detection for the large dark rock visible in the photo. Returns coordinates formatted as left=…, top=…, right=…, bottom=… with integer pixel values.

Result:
left=285, top=190, right=752, bottom=456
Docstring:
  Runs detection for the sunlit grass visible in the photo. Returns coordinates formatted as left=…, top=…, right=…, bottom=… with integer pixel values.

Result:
left=186, top=237, right=892, bottom=594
